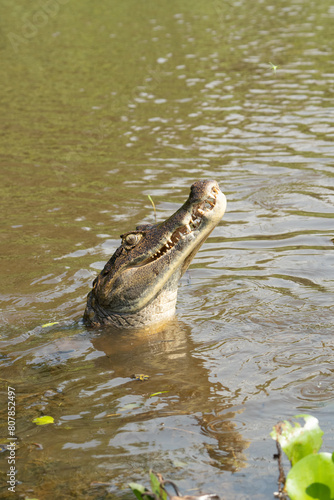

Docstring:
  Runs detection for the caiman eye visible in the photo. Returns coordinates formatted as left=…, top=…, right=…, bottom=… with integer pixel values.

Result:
left=122, top=233, right=142, bottom=250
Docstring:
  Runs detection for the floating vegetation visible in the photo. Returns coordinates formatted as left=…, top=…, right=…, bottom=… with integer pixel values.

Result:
left=148, top=195, right=157, bottom=223
left=32, top=416, right=54, bottom=425
left=271, top=415, right=334, bottom=499
left=129, top=470, right=220, bottom=500
left=268, top=61, right=279, bottom=74
left=131, top=374, right=150, bottom=381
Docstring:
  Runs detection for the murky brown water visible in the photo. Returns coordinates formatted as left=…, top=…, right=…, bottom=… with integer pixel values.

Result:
left=1, top=0, right=334, bottom=498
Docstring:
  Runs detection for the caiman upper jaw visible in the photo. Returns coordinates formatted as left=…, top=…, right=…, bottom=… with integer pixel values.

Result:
left=142, top=181, right=225, bottom=265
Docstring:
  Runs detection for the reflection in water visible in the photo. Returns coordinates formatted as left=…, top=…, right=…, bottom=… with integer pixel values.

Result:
left=92, top=321, right=249, bottom=473
left=0, top=321, right=249, bottom=498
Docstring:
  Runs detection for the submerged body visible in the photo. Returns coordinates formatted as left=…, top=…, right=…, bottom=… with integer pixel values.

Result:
left=84, top=180, right=226, bottom=328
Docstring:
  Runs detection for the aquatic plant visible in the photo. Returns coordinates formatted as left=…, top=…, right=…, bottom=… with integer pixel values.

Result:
left=129, top=415, right=334, bottom=500
left=129, top=470, right=220, bottom=500
left=271, top=414, right=334, bottom=500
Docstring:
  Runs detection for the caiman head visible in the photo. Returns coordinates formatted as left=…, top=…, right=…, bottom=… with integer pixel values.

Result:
left=84, top=180, right=226, bottom=329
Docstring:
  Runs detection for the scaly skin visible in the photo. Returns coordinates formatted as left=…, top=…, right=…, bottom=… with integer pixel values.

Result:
left=84, top=180, right=227, bottom=328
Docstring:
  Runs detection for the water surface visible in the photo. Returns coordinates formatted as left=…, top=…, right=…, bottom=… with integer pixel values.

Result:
left=1, top=0, right=334, bottom=498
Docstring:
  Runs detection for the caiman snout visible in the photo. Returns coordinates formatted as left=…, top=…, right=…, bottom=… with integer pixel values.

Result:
left=84, top=180, right=226, bottom=329
left=190, top=179, right=220, bottom=202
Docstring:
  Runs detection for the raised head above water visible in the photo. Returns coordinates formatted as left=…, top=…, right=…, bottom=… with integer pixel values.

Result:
left=84, top=180, right=226, bottom=328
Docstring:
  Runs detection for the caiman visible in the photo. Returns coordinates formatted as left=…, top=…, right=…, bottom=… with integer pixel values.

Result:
left=84, top=180, right=226, bottom=328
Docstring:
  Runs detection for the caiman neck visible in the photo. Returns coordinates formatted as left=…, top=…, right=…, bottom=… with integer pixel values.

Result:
left=85, top=287, right=178, bottom=329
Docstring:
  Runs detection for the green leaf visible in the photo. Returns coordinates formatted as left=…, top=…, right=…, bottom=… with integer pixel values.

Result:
left=268, top=62, right=279, bottom=73
left=147, top=195, right=157, bottom=223
left=32, top=416, right=54, bottom=425
left=149, top=391, right=169, bottom=397
left=147, top=195, right=156, bottom=212
left=128, top=482, right=146, bottom=500
left=286, top=452, right=334, bottom=500
left=41, top=322, right=59, bottom=328
left=150, top=471, right=167, bottom=500
left=271, top=414, right=323, bottom=465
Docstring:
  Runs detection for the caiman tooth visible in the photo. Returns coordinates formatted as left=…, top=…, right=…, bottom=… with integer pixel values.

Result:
left=185, top=224, right=191, bottom=233
left=197, top=208, right=205, bottom=215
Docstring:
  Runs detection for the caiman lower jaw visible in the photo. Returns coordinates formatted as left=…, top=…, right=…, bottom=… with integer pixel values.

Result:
left=142, top=186, right=224, bottom=265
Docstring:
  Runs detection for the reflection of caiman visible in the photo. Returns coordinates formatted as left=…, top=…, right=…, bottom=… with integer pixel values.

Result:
left=84, top=180, right=226, bottom=328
